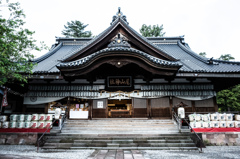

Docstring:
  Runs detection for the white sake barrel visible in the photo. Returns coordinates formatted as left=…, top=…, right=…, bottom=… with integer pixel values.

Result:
left=24, top=122, right=32, bottom=128
left=195, top=114, right=201, bottom=121
left=189, top=114, right=195, bottom=122
left=9, top=121, right=17, bottom=128
left=234, top=121, right=240, bottom=128
left=38, top=121, right=45, bottom=129
left=235, top=115, right=240, bottom=121
left=219, top=114, right=226, bottom=121
left=226, top=121, right=234, bottom=128
left=202, top=114, right=209, bottom=122
left=202, top=122, right=211, bottom=128
left=45, top=121, right=52, bottom=129
left=0, top=115, right=8, bottom=122
left=190, top=122, right=197, bottom=128
left=2, top=121, right=9, bottom=128
left=31, top=121, right=39, bottom=129
left=45, top=114, right=53, bottom=121
left=39, top=114, right=46, bottom=121
left=211, top=121, right=219, bottom=128
left=31, top=114, right=39, bottom=121
left=17, top=114, right=25, bottom=121
left=24, top=115, right=32, bottom=121
left=16, top=122, right=24, bottom=128
left=219, top=121, right=226, bottom=128
left=195, top=122, right=201, bottom=128
left=226, top=114, right=233, bottom=121
left=10, top=114, right=17, bottom=121
left=210, top=114, right=219, bottom=121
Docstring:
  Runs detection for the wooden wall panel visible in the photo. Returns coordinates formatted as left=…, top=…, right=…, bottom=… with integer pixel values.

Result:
left=133, top=108, right=147, bottom=117
left=133, top=98, right=147, bottom=108
left=150, top=97, right=169, bottom=108
left=92, top=109, right=106, bottom=118
left=195, top=107, right=215, bottom=112
left=151, top=107, right=170, bottom=118
left=195, top=98, right=214, bottom=107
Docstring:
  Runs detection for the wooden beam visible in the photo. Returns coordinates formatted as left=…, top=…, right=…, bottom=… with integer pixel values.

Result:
left=213, top=96, right=218, bottom=112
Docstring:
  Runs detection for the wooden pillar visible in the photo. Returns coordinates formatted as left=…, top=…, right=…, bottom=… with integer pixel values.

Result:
left=169, top=96, right=173, bottom=118
left=147, top=99, right=151, bottom=119
left=22, top=104, right=26, bottom=113
left=106, top=99, right=108, bottom=118
left=192, top=101, right=196, bottom=112
left=132, top=98, right=134, bottom=118
left=88, top=99, right=93, bottom=120
left=213, top=96, right=218, bottom=112
left=44, top=103, right=48, bottom=114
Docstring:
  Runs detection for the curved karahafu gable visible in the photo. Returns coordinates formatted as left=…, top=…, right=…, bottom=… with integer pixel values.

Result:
left=57, top=32, right=182, bottom=77
left=61, top=8, right=178, bottom=62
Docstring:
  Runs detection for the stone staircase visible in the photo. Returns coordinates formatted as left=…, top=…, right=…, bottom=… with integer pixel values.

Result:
left=41, top=119, right=198, bottom=151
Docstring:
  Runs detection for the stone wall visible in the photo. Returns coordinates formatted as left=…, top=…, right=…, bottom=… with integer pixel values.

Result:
left=202, top=132, right=240, bottom=146
left=0, top=133, right=38, bottom=145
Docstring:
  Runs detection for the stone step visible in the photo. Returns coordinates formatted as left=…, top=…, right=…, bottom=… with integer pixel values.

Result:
left=64, top=120, right=175, bottom=123
left=44, top=142, right=195, bottom=148
left=41, top=146, right=198, bottom=151
left=62, top=127, right=177, bottom=130
left=65, top=119, right=173, bottom=122
left=42, top=120, right=199, bottom=151
left=46, top=139, right=193, bottom=144
left=45, top=136, right=191, bottom=140
left=45, top=133, right=190, bottom=139
left=63, top=124, right=176, bottom=127
left=59, top=131, right=180, bottom=134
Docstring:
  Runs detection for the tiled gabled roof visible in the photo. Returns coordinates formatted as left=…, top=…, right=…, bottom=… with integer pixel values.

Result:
left=149, top=38, right=240, bottom=73
left=57, top=47, right=182, bottom=69
left=32, top=8, right=240, bottom=75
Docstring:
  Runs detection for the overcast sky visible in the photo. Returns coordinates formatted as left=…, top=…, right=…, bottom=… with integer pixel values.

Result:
left=3, top=0, right=240, bottom=61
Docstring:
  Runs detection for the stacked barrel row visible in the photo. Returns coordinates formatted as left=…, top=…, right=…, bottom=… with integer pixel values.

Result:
left=189, top=113, right=240, bottom=128
left=0, top=114, right=52, bottom=129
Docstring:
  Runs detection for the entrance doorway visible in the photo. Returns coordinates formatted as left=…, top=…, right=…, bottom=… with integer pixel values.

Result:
left=107, top=99, right=132, bottom=118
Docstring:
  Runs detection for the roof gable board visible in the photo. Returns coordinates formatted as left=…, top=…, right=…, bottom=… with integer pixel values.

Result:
left=62, top=17, right=177, bottom=62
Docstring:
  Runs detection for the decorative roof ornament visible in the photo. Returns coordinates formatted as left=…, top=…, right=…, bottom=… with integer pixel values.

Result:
left=108, top=33, right=131, bottom=48
left=111, top=7, right=129, bottom=25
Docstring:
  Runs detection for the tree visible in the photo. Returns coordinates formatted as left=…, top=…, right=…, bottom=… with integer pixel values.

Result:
left=62, top=20, right=92, bottom=38
left=216, top=54, right=239, bottom=111
left=217, top=85, right=240, bottom=111
left=140, top=24, right=165, bottom=37
left=0, top=1, right=43, bottom=86
left=199, top=52, right=206, bottom=57
left=218, top=54, right=235, bottom=61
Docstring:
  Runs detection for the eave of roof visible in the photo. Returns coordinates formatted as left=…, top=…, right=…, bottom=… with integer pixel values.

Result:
left=57, top=47, right=182, bottom=69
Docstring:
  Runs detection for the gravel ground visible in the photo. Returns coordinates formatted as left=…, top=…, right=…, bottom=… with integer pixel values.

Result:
left=0, top=145, right=240, bottom=159
left=0, top=145, right=94, bottom=159
left=143, top=146, right=240, bottom=159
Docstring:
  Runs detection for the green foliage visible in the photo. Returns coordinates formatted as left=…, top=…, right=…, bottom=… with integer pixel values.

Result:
left=0, top=0, right=43, bottom=85
left=62, top=20, right=92, bottom=38
left=218, top=54, right=235, bottom=61
left=199, top=52, right=206, bottom=57
left=217, top=85, right=240, bottom=111
left=140, top=24, right=165, bottom=37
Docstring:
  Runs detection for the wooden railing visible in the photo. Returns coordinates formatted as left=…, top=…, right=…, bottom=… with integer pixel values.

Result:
left=37, top=119, right=56, bottom=153
left=172, top=111, right=206, bottom=152
left=37, top=113, right=67, bottom=152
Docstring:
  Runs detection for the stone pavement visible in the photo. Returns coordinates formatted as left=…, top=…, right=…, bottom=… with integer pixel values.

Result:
left=0, top=145, right=240, bottom=159
left=87, top=150, right=144, bottom=159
